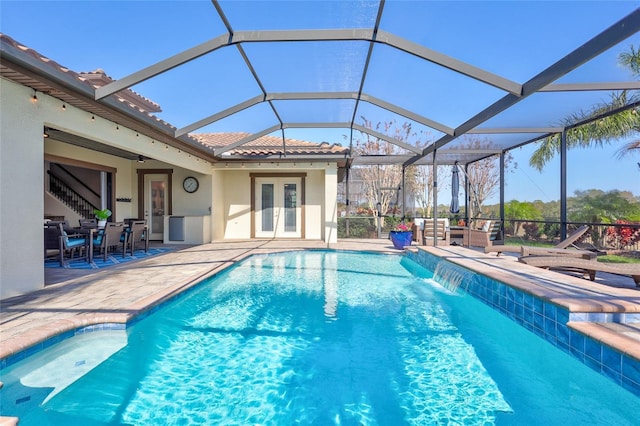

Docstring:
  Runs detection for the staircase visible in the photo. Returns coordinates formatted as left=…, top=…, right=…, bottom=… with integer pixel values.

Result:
left=48, top=171, right=98, bottom=218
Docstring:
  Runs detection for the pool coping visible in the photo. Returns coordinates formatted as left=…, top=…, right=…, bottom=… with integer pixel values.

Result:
left=1, top=240, right=639, bottom=377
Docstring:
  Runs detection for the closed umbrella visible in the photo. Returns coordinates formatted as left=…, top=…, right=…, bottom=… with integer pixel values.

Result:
left=450, top=166, right=459, bottom=214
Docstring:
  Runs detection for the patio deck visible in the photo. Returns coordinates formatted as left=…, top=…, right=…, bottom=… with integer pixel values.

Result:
left=1, top=239, right=639, bottom=366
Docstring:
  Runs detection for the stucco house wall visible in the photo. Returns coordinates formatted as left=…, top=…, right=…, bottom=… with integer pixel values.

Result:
left=0, top=78, right=211, bottom=299
left=1, top=76, right=340, bottom=299
left=216, top=165, right=337, bottom=242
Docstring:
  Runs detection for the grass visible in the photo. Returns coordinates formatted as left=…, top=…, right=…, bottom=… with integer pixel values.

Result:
left=598, top=254, right=640, bottom=264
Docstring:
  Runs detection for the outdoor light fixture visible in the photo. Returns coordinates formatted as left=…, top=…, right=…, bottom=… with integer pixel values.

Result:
left=31, top=90, right=38, bottom=102
left=43, top=127, right=49, bottom=138
left=137, top=155, right=145, bottom=163
left=61, top=103, right=66, bottom=110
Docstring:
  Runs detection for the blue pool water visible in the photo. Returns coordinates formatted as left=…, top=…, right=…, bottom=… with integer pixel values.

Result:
left=2, top=251, right=638, bottom=425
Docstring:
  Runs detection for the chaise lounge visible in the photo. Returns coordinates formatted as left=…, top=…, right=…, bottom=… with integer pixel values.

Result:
left=485, top=224, right=590, bottom=256
left=518, top=255, right=640, bottom=287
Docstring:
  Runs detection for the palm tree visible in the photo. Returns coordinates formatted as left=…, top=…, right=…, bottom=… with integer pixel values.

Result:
left=530, top=46, right=640, bottom=171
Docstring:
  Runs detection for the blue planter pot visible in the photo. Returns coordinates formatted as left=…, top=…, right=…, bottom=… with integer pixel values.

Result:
left=390, top=231, right=413, bottom=249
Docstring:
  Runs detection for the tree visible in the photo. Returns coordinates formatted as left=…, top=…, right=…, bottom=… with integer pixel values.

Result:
left=413, top=164, right=444, bottom=218
left=348, top=118, right=433, bottom=221
left=568, top=189, right=640, bottom=247
left=530, top=45, right=640, bottom=171
left=459, top=136, right=515, bottom=217
left=503, top=200, right=543, bottom=236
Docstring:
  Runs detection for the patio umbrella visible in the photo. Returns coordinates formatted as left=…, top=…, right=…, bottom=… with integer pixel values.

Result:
left=450, top=165, right=460, bottom=214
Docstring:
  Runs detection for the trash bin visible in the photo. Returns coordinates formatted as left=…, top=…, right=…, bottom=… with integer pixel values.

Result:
left=168, top=216, right=185, bottom=241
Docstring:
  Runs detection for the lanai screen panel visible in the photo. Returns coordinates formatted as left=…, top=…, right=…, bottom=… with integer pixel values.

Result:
left=196, top=102, right=279, bottom=135
left=273, top=99, right=357, bottom=124
left=217, top=1, right=381, bottom=31
left=241, top=41, right=369, bottom=93
left=133, top=47, right=264, bottom=130
left=363, top=43, right=508, bottom=130
left=380, top=1, right=637, bottom=82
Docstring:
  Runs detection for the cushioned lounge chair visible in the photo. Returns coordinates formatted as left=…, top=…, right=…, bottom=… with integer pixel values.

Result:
left=421, top=218, right=450, bottom=246
left=518, top=255, right=640, bottom=287
left=464, top=220, right=503, bottom=248
left=485, top=225, right=590, bottom=256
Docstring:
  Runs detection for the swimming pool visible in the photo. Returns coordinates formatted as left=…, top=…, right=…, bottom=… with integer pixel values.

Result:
left=2, top=250, right=638, bottom=424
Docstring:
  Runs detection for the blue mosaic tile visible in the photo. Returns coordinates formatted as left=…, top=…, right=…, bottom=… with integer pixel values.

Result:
left=533, top=297, right=544, bottom=314
left=602, top=346, right=622, bottom=374
left=533, top=312, right=544, bottom=331
left=557, top=323, right=570, bottom=347
left=584, top=355, right=602, bottom=372
left=602, top=365, right=622, bottom=383
left=569, top=331, right=586, bottom=360
left=544, top=304, right=557, bottom=321
left=622, top=357, right=640, bottom=386
left=556, top=309, right=569, bottom=325
left=523, top=308, right=534, bottom=326
left=584, top=335, right=603, bottom=362
left=621, top=376, right=640, bottom=395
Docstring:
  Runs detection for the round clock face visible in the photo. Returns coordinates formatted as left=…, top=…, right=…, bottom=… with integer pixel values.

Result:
left=183, top=177, right=199, bottom=193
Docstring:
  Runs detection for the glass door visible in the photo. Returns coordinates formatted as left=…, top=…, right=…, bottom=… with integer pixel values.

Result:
left=144, top=174, right=168, bottom=240
left=255, top=178, right=301, bottom=238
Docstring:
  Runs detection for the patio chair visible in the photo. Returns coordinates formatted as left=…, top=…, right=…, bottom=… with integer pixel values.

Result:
left=44, top=223, right=61, bottom=258
left=518, top=255, right=640, bottom=287
left=485, top=225, right=590, bottom=256
left=79, top=218, right=98, bottom=229
left=422, top=218, right=450, bottom=246
left=94, top=222, right=126, bottom=261
left=124, top=220, right=149, bottom=256
left=57, top=223, right=89, bottom=267
left=464, top=220, right=503, bottom=248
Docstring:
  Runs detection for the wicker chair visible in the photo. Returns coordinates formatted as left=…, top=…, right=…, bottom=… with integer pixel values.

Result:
left=464, top=220, right=503, bottom=248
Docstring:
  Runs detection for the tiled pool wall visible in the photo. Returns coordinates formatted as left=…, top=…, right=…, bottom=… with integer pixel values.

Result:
left=407, top=249, right=640, bottom=398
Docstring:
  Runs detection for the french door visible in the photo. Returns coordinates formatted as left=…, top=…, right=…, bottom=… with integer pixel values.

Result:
left=255, top=177, right=302, bottom=238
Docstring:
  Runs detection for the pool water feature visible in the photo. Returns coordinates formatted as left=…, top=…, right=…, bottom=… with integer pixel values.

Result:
left=1, top=251, right=638, bottom=425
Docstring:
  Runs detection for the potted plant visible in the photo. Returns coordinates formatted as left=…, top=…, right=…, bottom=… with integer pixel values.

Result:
left=94, top=208, right=112, bottom=228
left=389, top=222, right=413, bottom=250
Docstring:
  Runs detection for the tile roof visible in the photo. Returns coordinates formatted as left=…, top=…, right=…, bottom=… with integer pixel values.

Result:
left=194, top=133, right=349, bottom=157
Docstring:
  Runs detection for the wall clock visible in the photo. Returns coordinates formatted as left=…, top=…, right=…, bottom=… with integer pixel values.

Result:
left=183, top=176, right=199, bottom=193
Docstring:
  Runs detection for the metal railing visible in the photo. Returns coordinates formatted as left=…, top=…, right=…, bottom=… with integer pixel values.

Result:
left=504, top=219, right=640, bottom=252
left=48, top=171, right=98, bottom=218
left=338, top=216, right=640, bottom=253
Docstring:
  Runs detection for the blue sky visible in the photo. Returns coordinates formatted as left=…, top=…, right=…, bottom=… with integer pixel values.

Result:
left=1, top=0, right=639, bottom=204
